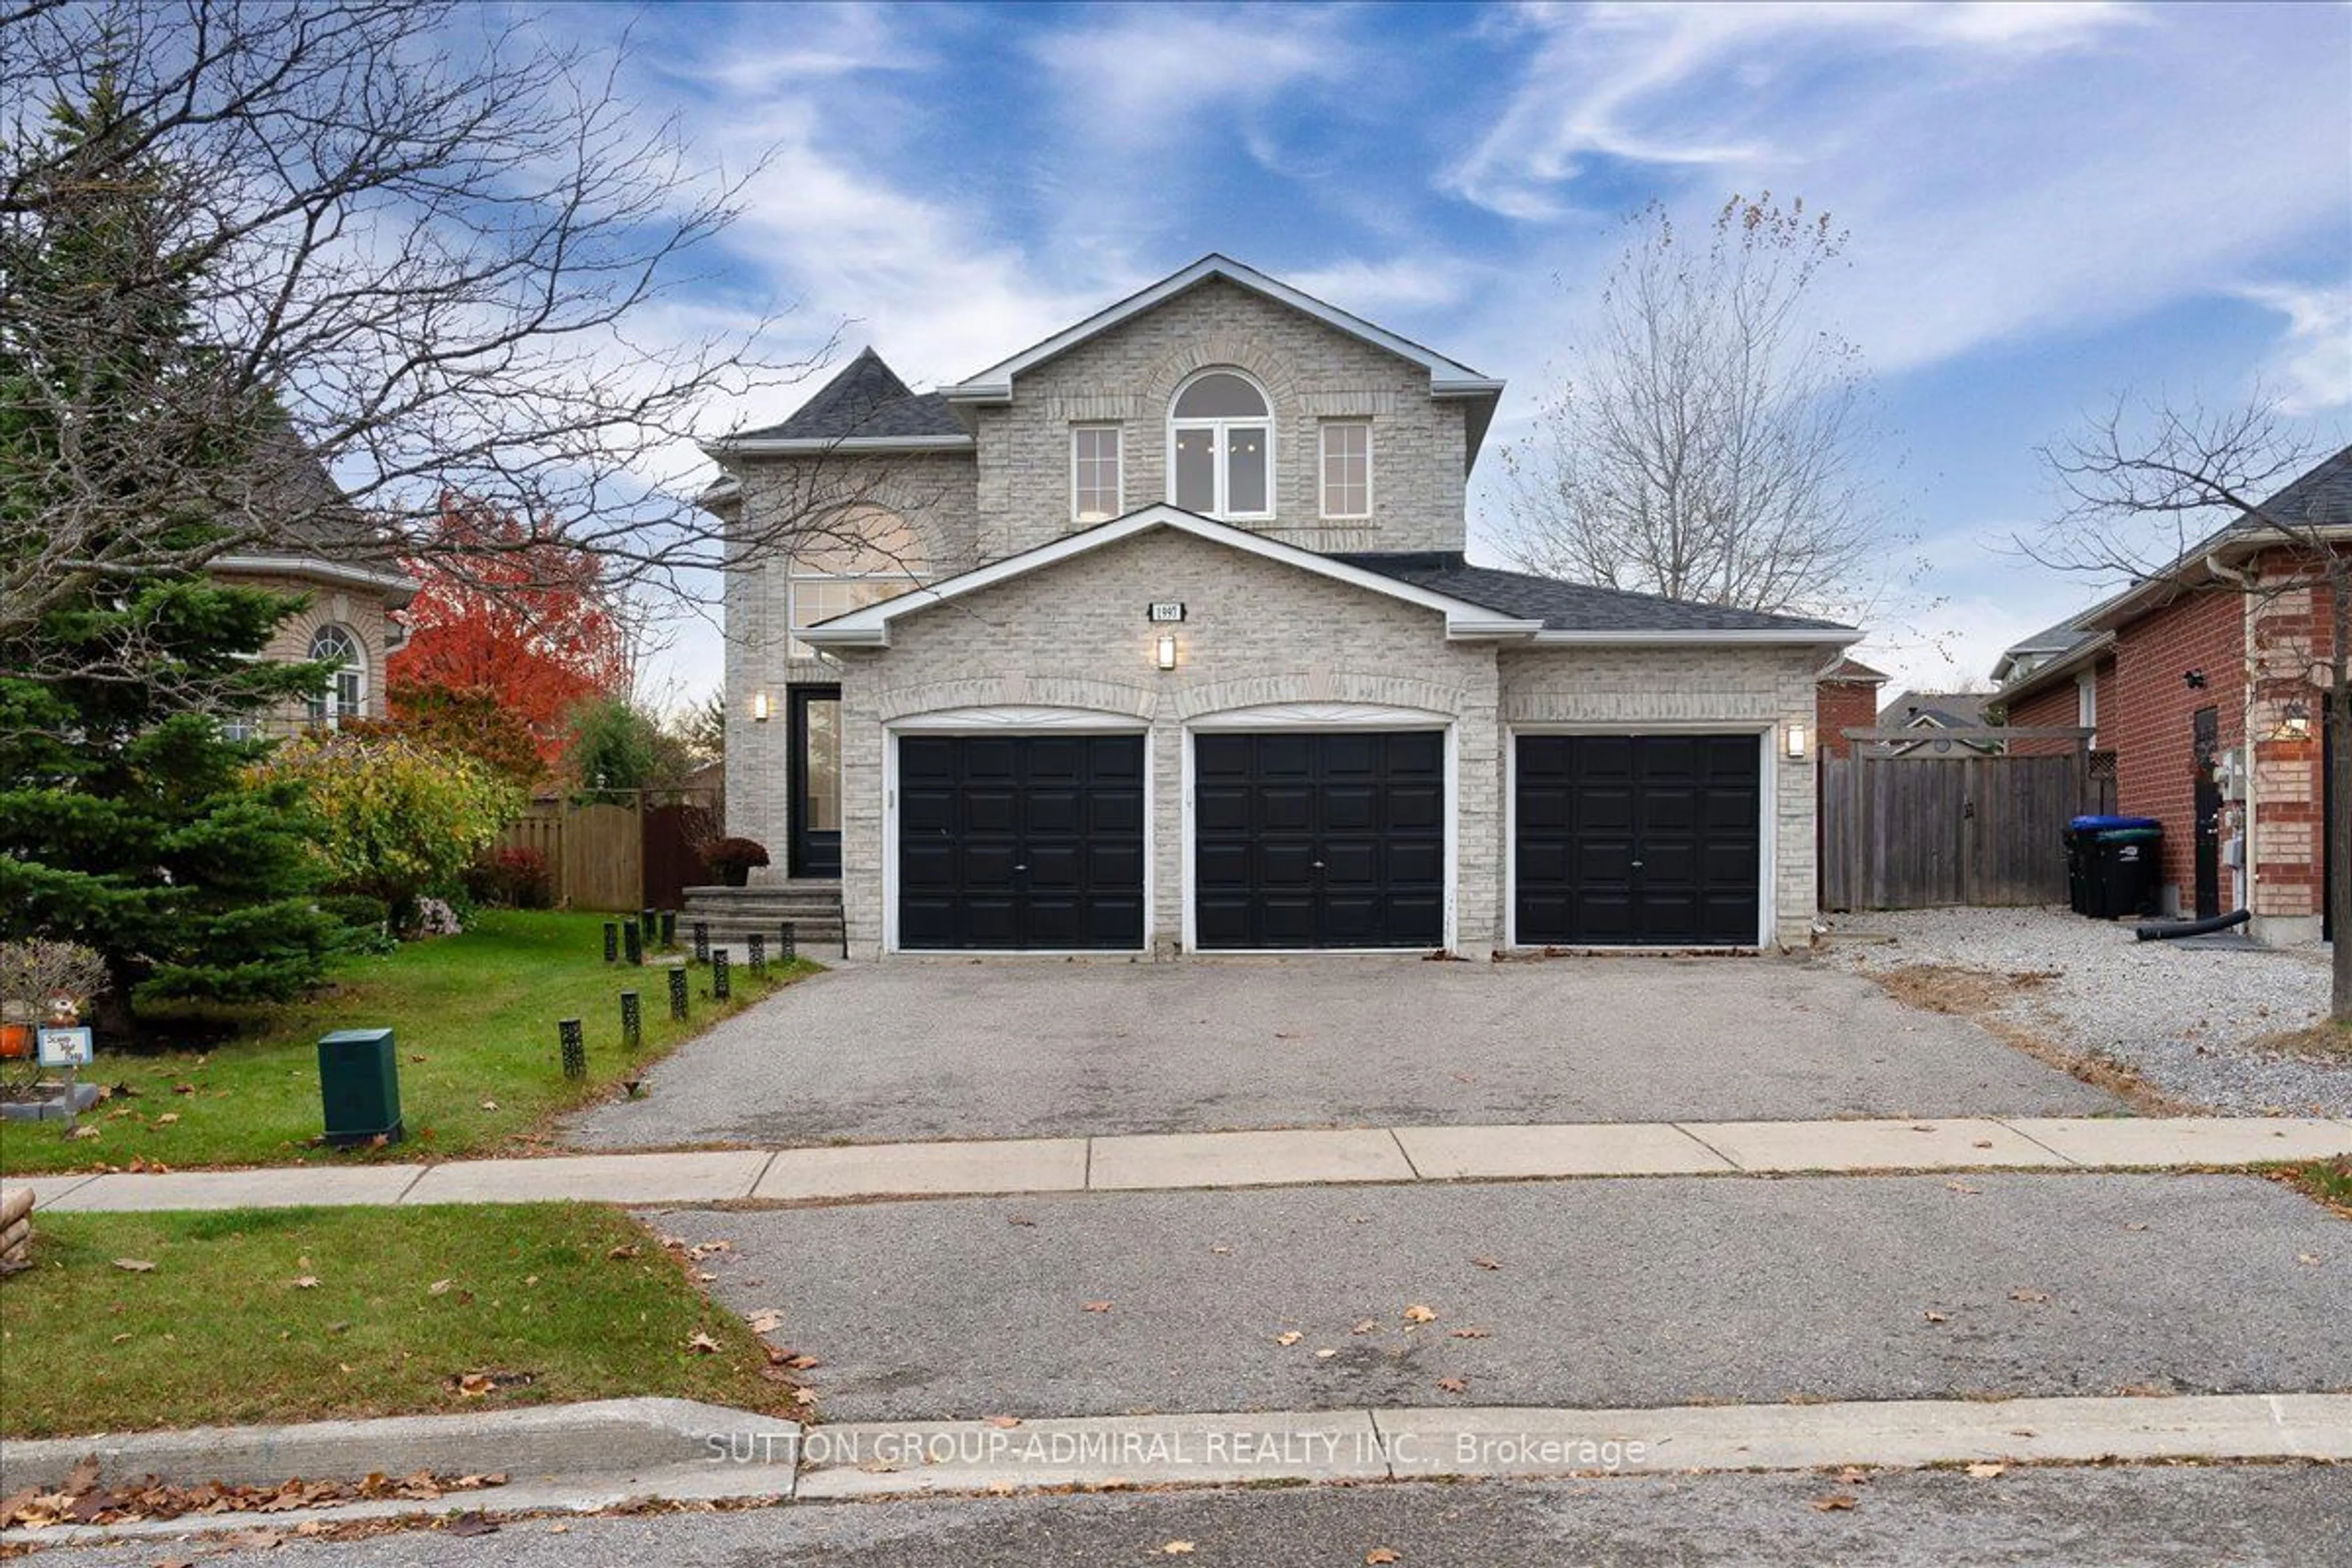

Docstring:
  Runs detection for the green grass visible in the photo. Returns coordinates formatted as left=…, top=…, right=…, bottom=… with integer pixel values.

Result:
left=1, top=911, right=815, bottom=1174
left=2285, top=1156, right=2352, bottom=1215
left=0, top=1204, right=794, bottom=1438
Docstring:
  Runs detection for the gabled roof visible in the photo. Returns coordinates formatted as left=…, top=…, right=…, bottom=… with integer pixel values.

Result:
left=797, top=507, right=1859, bottom=651
left=1332, top=553, right=1858, bottom=639
left=943, top=255, right=1507, bottom=467
left=1819, top=656, right=1890, bottom=684
left=1880, top=691, right=1994, bottom=729
left=714, top=348, right=970, bottom=453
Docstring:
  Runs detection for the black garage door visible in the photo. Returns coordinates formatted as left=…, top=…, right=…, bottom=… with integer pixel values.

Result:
left=1194, top=731, right=1444, bottom=949
left=1515, top=734, right=1760, bottom=946
left=898, top=734, right=1144, bottom=950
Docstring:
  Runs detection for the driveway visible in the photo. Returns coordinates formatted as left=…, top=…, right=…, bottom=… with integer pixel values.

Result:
left=565, top=956, right=2119, bottom=1150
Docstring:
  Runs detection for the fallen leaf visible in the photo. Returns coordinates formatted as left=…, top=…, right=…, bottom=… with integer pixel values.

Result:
left=2008, top=1288, right=2051, bottom=1304
left=1403, top=1304, right=1438, bottom=1324
left=2124, top=1222, right=2150, bottom=1232
left=1965, top=1462, right=2006, bottom=1479
left=428, top=1279, right=453, bottom=1295
left=986, top=1415, right=1022, bottom=1430
left=1946, top=1182, right=1981, bottom=1196
left=606, top=1243, right=641, bottom=1261
left=1275, top=1330, right=1303, bottom=1346
left=155, top=1113, right=179, bottom=1125
left=112, top=1257, right=155, bottom=1273
left=110, top=1332, right=132, bottom=1344
left=1210, top=1245, right=1231, bottom=1255
left=745, top=1309, right=784, bottom=1334
left=70, top=1125, right=100, bottom=1140
left=1082, top=1300, right=1112, bottom=1313
left=1812, top=1493, right=1860, bottom=1512
left=447, top=1510, right=498, bottom=1537
left=1316, top=1348, right=1337, bottom=1359
left=1971, top=1139, right=1994, bottom=1149
left=1007, top=1214, right=1036, bottom=1227
left=290, top=1275, right=319, bottom=1289
left=547, top=1522, right=570, bottom=1534
left=1472, top=1256, right=1501, bottom=1270
left=478, top=1099, right=498, bottom=1112
left=1161, top=1544, right=1196, bottom=1556
left=1436, top=1376, right=1469, bottom=1393
left=685, top=1332, right=722, bottom=1354
left=1923, top=1310, right=1948, bottom=1324
left=1450, top=1327, right=1490, bottom=1339
left=1366, top=1549, right=1402, bottom=1564
left=1352, top=1319, right=1379, bottom=1335
left=2296, top=1253, right=2321, bottom=1266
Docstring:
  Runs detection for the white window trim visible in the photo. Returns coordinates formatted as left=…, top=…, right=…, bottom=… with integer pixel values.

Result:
left=2076, top=671, right=2098, bottom=743
left=307, top=623, right=365, bottom=729
left=1319, top=420, right=1373, bottom=521
left=1069, top=423, right=1124, bottom=524
left=1166, top=368, right=1275, bottom=523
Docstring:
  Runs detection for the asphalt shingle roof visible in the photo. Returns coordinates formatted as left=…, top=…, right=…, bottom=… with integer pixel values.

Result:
left=733, top=347, right=966, bottom=442
left=1332, top=552, right=1852, bottom=634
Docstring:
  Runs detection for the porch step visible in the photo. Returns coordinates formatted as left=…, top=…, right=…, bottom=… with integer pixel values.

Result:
left=681, top=883, right=845, bottom=954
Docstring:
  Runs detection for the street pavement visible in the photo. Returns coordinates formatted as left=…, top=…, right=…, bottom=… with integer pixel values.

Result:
left=26, top=1463, right=2352, bottom=1567
left=655, top=1171, right=2352, bottom=1422
left=564, top=954, right=2119, bottom=1148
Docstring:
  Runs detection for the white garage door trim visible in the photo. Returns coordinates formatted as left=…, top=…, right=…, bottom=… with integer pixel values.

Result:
left=1182, top=702, right=1458, bottom=956
left=1504, top=723, right=1777, bottom=951
left=883, top=707, right=1153, bottom=956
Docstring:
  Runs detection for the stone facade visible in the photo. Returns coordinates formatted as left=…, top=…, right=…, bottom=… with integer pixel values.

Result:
left=209, top=565, right=405, bottom=733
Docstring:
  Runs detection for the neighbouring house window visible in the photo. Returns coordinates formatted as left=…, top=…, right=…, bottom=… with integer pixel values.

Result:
left=1321, top=421, right=1371, bottom=518
left=788, top=509, right=924, bottom=660
left=306, top=623, right=364, bottom=728
left=2076, top=672, right=2098, bottom=743
left=1072, top=425, right=1123, bottom=522
left=1169, top=369, right=1272, bottom=521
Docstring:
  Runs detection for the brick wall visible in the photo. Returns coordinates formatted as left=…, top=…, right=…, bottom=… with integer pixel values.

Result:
left=2000, top=660, right=2112, bottom=757
left=970, top=277, right=1471, bottom=557
left=1815, top=679, right=1881, bottom=760
left=2105, top=587, right=2244, bottom=913
left=210, top=566, right=402, bottom=733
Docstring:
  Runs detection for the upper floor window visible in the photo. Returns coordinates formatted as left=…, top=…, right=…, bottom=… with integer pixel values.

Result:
left=1071, top=425, right=1122, bottom=523
left=306, top=623, right=364, bottom=728
left=789, top=509, right=924, bottom=660
left=1320, top=421, right=1371, bottom=519
left=1168, top=369, right=1272, bottom=521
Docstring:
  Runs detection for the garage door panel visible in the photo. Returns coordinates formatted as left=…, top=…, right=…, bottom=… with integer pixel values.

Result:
left=897, top=733, right=1145, bottom=951
left=1193, top=730, right=1446, bottom=950
left=1516, top=733, right=1761, bottom=947
left=1196, top=785, right=1253, bottom=834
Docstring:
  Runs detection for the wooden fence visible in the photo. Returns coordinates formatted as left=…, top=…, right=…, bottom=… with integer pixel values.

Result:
left=1821, top=726, right=2106, bottom=910
left=496, top=797, right=645, bottom=913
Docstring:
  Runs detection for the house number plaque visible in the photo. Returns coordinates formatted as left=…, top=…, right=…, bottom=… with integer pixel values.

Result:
left=1147, top=602, right=1186, bottom=622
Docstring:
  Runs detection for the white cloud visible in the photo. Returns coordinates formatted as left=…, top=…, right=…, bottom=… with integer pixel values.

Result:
left=1027, top=6, right=1351, bottom=154
left=2237, top=281, right=2352, bottom=415
left=1288, top=255, right=1477, bottom=314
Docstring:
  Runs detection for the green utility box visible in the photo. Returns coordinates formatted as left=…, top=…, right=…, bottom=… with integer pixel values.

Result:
left=318, top=1027, right=402, bottom=1147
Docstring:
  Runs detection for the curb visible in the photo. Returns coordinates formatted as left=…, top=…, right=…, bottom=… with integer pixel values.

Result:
left=0, top=1396, right=799, bottom=1496
left=7, top=1392, right=2346, bottom=1547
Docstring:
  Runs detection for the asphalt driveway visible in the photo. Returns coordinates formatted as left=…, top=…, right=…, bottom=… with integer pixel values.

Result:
left=565, top=955, right=2119, bottom=1150
left=658, top=1171, right=2351, bottom=1423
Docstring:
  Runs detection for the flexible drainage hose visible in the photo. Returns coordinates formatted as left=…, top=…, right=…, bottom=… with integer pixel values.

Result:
left=2134, top=908, right=2252, bottom=941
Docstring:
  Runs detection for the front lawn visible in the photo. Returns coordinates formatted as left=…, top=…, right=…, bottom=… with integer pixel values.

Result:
left=0, top=1204, right=793, bottom=1438
left=0, top=911, right=813, bottom=1174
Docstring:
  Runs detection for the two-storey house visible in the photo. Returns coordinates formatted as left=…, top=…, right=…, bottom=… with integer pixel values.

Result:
left=706, top=256, right=1858, bottom=959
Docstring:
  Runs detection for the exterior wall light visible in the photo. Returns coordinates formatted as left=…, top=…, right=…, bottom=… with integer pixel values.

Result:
left=752, top=690, right=771, bottom=722
left=1785, top=722, right=1809, bottom=760
left=2275, top=701, right=2312, bottom=742
left=1155, top=632, right=1178, bottom=671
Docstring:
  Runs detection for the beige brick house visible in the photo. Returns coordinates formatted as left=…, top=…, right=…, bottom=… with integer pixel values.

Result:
left=706, top=256, right=1858, bottom=959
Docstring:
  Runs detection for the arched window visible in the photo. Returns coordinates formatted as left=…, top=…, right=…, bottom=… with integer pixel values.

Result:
left=789, top=510, right=925, bottom=659
left=1168, top=369, right=1272, bottom=521
left=306, top=623, right=364, bottom=728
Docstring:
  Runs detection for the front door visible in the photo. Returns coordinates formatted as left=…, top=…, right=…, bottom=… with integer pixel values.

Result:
left=789, top=685, right=843, bottom=879
left=2192, top=705, right=2222, bottom=919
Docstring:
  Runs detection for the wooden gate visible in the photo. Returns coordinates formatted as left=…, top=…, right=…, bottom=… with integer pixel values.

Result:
left=494, top=796, right=645, bottom=912
left=1820, top=726, right=2100, bottom=910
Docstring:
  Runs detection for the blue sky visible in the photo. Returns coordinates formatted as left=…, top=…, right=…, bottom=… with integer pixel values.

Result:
left=573, top=1, right=2350, bottom=706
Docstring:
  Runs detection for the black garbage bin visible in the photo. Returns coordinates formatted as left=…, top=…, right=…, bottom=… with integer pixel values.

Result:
left=2066, top=816, right=2163, bottom=919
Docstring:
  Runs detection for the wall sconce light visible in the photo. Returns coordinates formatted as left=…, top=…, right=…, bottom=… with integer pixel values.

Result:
left=1785, top=722, right=1809, bottom=760
left=2182, top=668, right=2207, bottom=690
left=1155, top=632, right=1178, bottom=671
left=2275, top=700, right=2312, bottom=742
left=752, top=690, right=771, bottom=722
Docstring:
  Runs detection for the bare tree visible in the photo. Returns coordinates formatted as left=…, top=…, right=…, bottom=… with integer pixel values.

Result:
left=1499, top=195, right=1896, bottom=623
left=2032, top=394, right=2350, bottom=1020
left=0, top=0, right=919, bottom=688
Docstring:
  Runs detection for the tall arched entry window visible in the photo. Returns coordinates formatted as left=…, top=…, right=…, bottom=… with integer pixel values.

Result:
left=1168, top=370, right=1272, bottom=521
left=306, top=623, right=364, bottom=728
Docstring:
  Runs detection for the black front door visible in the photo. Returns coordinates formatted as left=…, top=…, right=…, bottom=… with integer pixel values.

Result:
left=1193, top=731, right=1445, bottom=950
left=788, top=686, right=842, bottom=878
left=897, top=733, right=1145, bottom=950
left=1515, top=733, right=1762, bottom=946
left=2192, top=705, right=2222, bottom=919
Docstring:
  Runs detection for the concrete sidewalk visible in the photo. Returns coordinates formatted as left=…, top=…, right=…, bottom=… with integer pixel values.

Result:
left=15, top=1115, right=2351, bottom=1214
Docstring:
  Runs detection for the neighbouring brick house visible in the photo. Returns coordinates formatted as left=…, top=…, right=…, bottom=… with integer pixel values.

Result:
left=706, top=256, right=1859, bottom=959
left=1814, top=658, right=1888, bottom=761
left=1991, top=447, right=2348, bottom=943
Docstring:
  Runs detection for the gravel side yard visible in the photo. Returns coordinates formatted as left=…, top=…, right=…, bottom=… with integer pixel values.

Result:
left=1829, top=908, right=2345, bottom=1115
